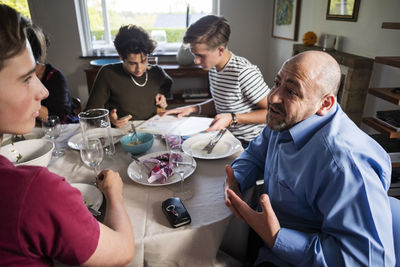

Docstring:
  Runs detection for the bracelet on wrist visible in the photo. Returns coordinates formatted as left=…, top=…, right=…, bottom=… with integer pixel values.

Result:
left=196, top=104, right=202, bottom=115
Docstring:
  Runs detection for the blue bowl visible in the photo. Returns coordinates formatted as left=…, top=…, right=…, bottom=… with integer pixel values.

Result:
left=120, top=132, right=154, bottom=155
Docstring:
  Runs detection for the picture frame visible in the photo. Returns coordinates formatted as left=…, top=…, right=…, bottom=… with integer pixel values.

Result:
left=326, top=0, right=360, bottom=21
left=272, top=0, right=301, bottom=41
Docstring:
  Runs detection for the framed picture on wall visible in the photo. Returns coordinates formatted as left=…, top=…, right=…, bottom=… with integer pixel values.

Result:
left=272, top=0, right=301, bottom=41
left=326, top=0, right=360, bottom=21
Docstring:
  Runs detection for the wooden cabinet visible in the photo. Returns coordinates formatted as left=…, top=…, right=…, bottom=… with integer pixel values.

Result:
left=361, top=22, right=400, bottom=172
left=362, top=22, right=400, bottom=140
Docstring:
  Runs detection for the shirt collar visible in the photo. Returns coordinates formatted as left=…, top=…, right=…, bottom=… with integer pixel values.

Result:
left=288, top=102, right=338, bottom=149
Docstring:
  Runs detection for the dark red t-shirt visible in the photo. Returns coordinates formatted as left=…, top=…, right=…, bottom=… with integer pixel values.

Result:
left=0, top=155, right=100, bottom=266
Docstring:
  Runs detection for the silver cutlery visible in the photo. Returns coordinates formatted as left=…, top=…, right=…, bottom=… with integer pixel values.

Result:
left=11, top=134, right=25, bottom=143
left=202, top=129, right=227, bottom=154
left=88, top=206, right=101, bottom=217
left=97, top=134, right=125, bottom=146
left=130, top=122, right=141, bottom=144
left=131, top=154, right=193, bottom=166
left=131, top=155, right=141, bottom=162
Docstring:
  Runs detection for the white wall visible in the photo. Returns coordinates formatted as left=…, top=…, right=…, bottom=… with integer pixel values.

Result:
left=219, top=0, right=270, bottom=80
left=265, top=0, right=400, bottom=133
left=28, top=0, right=400, bottom=132
left=28, top=0, right=92, bottom=106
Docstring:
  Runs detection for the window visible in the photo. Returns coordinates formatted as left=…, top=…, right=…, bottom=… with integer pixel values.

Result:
left=76, top=0, right=219, bottom=56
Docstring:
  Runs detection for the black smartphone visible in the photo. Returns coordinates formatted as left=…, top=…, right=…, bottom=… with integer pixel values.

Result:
left=162, top=197, right=191, bottom=228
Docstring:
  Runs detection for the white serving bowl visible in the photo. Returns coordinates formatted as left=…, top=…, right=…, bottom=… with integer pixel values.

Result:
left=0, top=139, right=54, bottom=167
left=1, top=128, right=44, bottom=146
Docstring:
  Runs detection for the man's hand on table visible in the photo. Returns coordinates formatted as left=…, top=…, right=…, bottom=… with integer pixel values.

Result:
left=224, top=165, right=281, bottom=248
left=110, top=108, right=132, bottom=128
left=96, top=169, right=124, bottom=201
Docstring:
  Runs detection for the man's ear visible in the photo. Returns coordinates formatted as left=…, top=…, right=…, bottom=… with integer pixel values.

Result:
left=316, top=94, right=335, bottom=116
left=217, top=45, right=225, bottom=55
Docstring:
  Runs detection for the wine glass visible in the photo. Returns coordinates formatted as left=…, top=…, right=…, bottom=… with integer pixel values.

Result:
left=80, top=138, right=104, bottom=184
left=166, top=134, right=193, bottom=200
left=42, top=115, right=64, bottom=158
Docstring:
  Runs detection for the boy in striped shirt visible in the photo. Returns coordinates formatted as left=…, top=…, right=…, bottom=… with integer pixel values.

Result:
left=162, top=15, right=270, bottom=147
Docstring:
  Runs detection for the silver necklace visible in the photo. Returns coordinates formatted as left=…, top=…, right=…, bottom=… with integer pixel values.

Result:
left=130, top=72, right=148, bottom=87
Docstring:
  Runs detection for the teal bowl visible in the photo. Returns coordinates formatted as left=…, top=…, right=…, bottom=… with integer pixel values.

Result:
left=120, top=132, right=154, bottom=155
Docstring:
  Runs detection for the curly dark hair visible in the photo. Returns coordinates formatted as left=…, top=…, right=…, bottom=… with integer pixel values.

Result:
left=114, top=25, right=156, bottom=60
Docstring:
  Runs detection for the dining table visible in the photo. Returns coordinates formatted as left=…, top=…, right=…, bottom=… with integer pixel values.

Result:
left=44, top=122, right=250, bottom=267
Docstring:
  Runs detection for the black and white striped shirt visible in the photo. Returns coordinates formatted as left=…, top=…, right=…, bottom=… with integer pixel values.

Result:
left=209, top=53, right=270, bottom=142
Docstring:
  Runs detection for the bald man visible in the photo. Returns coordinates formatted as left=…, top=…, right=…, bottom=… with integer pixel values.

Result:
left=225, top=51, right=395, bottom=266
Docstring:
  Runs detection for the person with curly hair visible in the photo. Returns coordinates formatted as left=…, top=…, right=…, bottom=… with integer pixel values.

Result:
left=86, top=25, right=172, bottom=128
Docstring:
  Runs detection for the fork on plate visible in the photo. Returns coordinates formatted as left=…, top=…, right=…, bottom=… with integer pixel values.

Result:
left=202, top=129, right=227, bottom=154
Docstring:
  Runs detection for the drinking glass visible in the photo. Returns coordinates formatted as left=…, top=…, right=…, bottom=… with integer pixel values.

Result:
left=80, top=138, right=104, bottom=184
left=42, top=115, right=64, bottom=158
left=78, top=109, right=115, bottom=169
left=78, top=109, right=115, bottom=156
left=166, top=134, right=193, bottom=200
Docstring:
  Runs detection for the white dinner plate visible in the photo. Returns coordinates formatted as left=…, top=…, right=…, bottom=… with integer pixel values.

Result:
left=1, top=128, right=44, bottom=146
left=68, top=128, right=124, bottom=150
left=70, top=183, right=103, bottom=211
left=182, top=131, right=242, bottom=160
left=127, top=151, right=197, bottom=187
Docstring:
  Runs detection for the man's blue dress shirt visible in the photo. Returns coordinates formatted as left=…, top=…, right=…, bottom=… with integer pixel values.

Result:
left=232, top=103, right=395, bottom=266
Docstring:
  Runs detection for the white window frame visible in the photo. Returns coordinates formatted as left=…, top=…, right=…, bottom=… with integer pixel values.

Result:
left=75, top=0, right=220, bottom=57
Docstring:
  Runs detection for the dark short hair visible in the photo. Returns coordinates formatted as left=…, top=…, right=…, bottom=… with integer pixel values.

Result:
left=114, top=25, right=156, bottom=60
left=183, top=15, right=230, bottom=49
left=26, top=23, right=49, bottom=64
left=0, top=4, right=28, bottom=70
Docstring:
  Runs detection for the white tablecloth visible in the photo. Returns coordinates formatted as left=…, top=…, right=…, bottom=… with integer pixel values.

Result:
left=48, top=123, right=245, bottom=267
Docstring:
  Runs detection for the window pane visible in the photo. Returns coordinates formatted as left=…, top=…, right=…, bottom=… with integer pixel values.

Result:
left=187, top=0, right=213, bottom=25
left=87, top=0, right=105, bottom=45
left=105, top=0, right=212, bottom=44
left=1, top=0, right=31, bottom=18
left=82, top=0, right=214, bottom=54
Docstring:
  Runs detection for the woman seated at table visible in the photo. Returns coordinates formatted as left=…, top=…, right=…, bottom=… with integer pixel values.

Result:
left=0, top=5, right=134, bottom=266
left=85, top=25, right=172, bottom=128
left=25, top=20, right=78, bottom=123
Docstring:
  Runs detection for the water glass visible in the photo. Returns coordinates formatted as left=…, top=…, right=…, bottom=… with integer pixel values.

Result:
left=42, top=115, right=64, bottom=158
left=166, top=133, right=193, bottom=200
left=80, top=138, right=104, bottom=183
left=78, top=108, right=115, bottom=156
